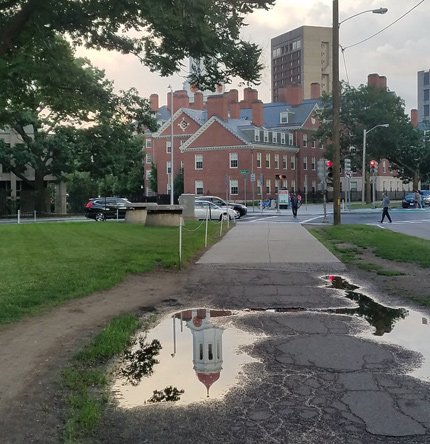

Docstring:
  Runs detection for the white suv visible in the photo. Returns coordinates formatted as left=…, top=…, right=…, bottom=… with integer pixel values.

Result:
left=195, top=196, right=247, bottom=217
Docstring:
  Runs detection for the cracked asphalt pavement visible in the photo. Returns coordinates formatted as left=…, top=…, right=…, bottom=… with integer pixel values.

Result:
left=95, top=224, right=430, bottom=444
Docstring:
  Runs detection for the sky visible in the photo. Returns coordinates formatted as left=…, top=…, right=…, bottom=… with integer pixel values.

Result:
left=76, top=0, right=429, bottom=114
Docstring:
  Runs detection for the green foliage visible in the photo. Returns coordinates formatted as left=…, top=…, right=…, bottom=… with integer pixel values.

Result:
left=149, top=162, right=158, bottom=193
left=0, top=0, right=274, bottom=89
left=0, top=221, right=224, bottom=324
left=63, top=314, right=141, bottom=441
left=314, top=83, right=426, bottom=186
left=310, top=225, right=430, bottom=267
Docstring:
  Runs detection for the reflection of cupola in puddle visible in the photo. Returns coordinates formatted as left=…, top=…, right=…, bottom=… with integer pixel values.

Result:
left=186, top=309, right=225, bottom=397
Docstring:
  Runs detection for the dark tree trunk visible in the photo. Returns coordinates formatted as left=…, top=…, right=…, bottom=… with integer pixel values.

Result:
left=34, top=170, right=48, bottom=212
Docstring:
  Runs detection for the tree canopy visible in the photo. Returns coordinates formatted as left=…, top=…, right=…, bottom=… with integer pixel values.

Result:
left=0, top=31, right=157, bottom=211
left=0, top=0, right=275, bottom=89
left=314, top=83, right=429, bottom=188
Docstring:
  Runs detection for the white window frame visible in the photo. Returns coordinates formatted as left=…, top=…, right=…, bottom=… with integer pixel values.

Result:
left=282, top=155, right=288, bottom=170
left=265, top=153, right=270, bottom=168
left=230, top=179, right=239, bottom=196
left=272, top=132, right=278, bottom=144
left=289, top=133, right=294, bottom=145
left=263, top=130, right=269, bottom=142
left=254, top=129, right=260, bottom=142
left=303, top=156, right=308, bottom=171
left=229, top=152, right=238, bottom=168
left=291, top=156, right=296, bottom=170
left=280, top=111, right=289, bottom=124
left=257, top=152, right=262, bottom=168
left=312, top=156, right=316, bottom=171
left=145, top=154, right=152, bottom=164
left=274, top=154, right=279, bottom=169
left=195, top=180, right=204, bottom=195
left=195, top=154, right=203, bottom=170
left=166, top=141, right=172, bottom=153
left=167, top=160, right=171, bottom=174
left=280, top=133, right=286, bottom=144
left=303, top=134, right=308, bottom=147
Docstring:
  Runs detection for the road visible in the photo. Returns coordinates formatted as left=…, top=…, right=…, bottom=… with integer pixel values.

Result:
left=239, top=206, right=430, bottom=240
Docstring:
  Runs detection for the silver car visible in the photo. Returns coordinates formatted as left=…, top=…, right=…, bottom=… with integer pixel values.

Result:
left=194, top=200, right=239, bottom=220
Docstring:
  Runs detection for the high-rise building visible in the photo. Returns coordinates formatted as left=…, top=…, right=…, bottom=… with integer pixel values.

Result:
left=271, top=26, right=332, bottom=102
left=417, top=69, right=430, bottom=125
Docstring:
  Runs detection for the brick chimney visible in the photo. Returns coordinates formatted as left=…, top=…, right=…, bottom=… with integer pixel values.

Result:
left=149, top=94, right=159, bottom=112
left=207, top=94, right=228, bottom=120
left=310, top=83, right=321, bottom=99
left=251, top=100, right=264, bottom=127
left=411, top=109, right=418, bottom=128
left=230, top=101, right=240, bottom=119
left=243, top=87, right=258, bottom=107
left=225, top=89, right=239, bottom=104
left=278, top=85, right=303, bottom=106
left=368, top=73, right=387, bottom=89
left=172, top=90, right=190, bottom=113
left=192, top=91, right=204, bottom=110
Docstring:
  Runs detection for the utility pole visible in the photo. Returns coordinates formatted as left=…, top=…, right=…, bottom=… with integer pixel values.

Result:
left=332, top=0, right=341, bottom=225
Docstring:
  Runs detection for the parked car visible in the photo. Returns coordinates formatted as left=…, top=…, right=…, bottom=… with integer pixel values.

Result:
left=401, top=193, right=416, bottom=208
left=194, top=200, right=239, bottom=220
left=420, top=190, right=430, bottom=206
left=84, top=197, right=134, bottom=221
left=195, top=195, right=247, bottom=217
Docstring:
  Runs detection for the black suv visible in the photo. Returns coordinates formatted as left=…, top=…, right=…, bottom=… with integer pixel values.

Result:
left=84, top=197, right=133, bottom=221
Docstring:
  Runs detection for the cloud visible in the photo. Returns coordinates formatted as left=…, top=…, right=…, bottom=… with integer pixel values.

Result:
left=77, top=0, right=429, bottom=113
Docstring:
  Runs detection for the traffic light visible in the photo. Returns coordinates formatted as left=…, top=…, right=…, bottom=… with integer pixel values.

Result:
left=326, top=160, right=333, bottom=182
left=370, top=159, right=377, bottom=175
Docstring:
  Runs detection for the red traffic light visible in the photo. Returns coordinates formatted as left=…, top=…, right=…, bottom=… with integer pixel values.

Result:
left=326, top=160, right=333, bottom=167
left=370, top=160, right=376, bottom=168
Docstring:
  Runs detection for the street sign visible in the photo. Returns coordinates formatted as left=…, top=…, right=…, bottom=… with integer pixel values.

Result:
left=250, top=173, right=256, bottom=182
left=240, top=169, right=249, bottom=175
left=345, top=171, right=352, bottom=178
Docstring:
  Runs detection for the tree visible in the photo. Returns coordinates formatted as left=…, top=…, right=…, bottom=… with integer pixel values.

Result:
left=0, top=0, right=275, bottom=89
left=314, top=83, right=426, bottom=189
left=0, top=34, right=157, bottom=211
left=149, top=163, right=158, bottom=194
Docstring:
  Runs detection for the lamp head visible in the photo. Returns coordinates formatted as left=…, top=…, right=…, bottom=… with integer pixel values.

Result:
left=381, top=124, right=389, bottom=128
left=372, top=8, right=388, bottom=14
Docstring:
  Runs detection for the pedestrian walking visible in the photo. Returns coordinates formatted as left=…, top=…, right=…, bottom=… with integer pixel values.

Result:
left=380, top=193, right=392, bottom=223
left=290, top=192, right=299, bottom=218
left=415, top=190, right=423, bottom=208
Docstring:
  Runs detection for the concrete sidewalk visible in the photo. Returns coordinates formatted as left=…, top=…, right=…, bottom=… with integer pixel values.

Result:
left=197, top=222, right=345, bottom=271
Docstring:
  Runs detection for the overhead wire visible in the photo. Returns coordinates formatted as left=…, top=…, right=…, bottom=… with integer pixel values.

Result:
left=339, top=0, right=426, bottom=84
left=342, top=0, right=426, bottom=50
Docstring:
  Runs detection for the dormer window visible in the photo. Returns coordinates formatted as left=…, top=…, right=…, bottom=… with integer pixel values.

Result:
left=272, top=132, right=278, bottom=143
left=254, top=129, right=260, bottom=142
left=263, top=130, right=269, bottom=142
left=280, top=111, right=289, bottom=124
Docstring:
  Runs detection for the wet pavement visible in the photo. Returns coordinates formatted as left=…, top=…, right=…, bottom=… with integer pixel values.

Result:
left=99, top=223, right=430, bottom=444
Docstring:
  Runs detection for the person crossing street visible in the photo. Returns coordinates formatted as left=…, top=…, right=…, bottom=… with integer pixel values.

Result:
left=380, top=193, right=392, bottom=223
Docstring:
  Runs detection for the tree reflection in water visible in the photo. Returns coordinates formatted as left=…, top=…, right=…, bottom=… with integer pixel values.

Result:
left=327, top=275, right=408, bottom=336
left=121, top=336, right=162, bottom=385
left=148, top=386, right=185, bottom=403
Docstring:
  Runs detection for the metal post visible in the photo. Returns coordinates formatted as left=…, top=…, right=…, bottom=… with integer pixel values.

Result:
left=362, top=128, right=367, bottom=204
left=17, top=209, right=20, bottom=224
left=332, top=0, right=341, bottom=225
left=169, top=85, right=174, bottom=205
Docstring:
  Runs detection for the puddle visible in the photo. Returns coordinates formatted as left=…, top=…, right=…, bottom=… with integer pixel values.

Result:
left=112, top=309, right=261, bottom=408
left=324, top=275, right=430, bottom=382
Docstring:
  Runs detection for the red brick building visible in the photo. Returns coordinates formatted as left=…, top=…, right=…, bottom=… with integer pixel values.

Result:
left=145, top=84, right=326, bottom=203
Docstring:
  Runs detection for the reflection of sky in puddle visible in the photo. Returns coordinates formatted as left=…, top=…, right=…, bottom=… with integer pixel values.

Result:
left=325, top=275, right=430, bottom=382
left=112, top=309, right=261, bottom=408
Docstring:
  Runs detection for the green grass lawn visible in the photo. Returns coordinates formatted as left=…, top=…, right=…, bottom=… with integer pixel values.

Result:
left=0, top=221, right=223, bottom=325
left=310, top=224, right=430, bottom=267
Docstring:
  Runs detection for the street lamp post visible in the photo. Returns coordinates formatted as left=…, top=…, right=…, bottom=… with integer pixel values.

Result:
left=332, top=3, right=388, bottom=224
left=361, top=124, right=389, bottom=204
left=168, top=85, right=174, bottom=205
